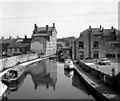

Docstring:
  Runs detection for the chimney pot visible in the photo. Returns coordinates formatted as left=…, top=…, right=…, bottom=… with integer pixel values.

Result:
left=46, top=25, right=49, bottom=33
left=34, top=24, right=37, bottom=28
left=100, top=25, right=102, bottom=29
left=111, top=26, right=114, bottom=29
left=89, top=26, right=92, bottom=32
left=53, top=23, right=55, bottom=28
left=89, top=26, right=91, bottom=29
left=25, top=35, right=27, bottom=39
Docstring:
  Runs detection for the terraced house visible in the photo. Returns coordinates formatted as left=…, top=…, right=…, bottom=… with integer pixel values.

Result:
left=72, top=26, right=120, bottom=60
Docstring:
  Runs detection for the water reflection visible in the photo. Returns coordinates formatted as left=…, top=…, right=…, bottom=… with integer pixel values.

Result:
left=1, top=59, right=93, bottom=100
left=1, top=59, right=57, bottom=100
left=64, top=69, right=91, bottom=95
left=28, top=59, right=57, bottom=91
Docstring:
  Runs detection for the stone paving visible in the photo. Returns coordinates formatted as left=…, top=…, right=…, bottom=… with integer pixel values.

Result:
left=81, top=59, right=119, bottom=76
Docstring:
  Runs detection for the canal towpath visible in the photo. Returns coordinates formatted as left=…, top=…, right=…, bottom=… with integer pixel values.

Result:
left=0, top=56, right=49, bottom=79
left=74, top=63, right=120, bottom=101
left=0, top=56, right=50, bottom=97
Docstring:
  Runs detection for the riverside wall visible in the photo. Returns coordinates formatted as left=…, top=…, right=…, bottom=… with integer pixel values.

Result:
left=73, top=68, right=110, bottom=101
left=76, top=60, right=120, bottom=92
left=0, top=53, right=38, bottom=72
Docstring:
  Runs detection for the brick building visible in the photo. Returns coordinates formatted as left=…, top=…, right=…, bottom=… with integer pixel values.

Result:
left=31, top=23, right=57, bottom=56
left=72, top=26, right=120, bottom=60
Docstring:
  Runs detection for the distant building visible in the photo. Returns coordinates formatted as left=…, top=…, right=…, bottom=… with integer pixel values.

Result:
left=0, top=39, right=15, bottom=56
left=7, top=42, right=30, bottom=56
left=22, top=35, right=32, bottom=43
left=72, top=26, right=120, bottom=60
left=31, top=23, right=57, bottom=56
left=57, top=39, right=67, bottom=49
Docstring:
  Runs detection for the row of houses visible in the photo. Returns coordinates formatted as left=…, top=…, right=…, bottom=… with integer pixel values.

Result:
left=0, top=23, right=57, bottom=57
left=72, top=26, right=120, bottom=60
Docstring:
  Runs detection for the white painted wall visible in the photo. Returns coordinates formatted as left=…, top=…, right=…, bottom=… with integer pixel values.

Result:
left=30, top=41, right=44, bottom=53
left=0, top=53, right=38, bottom=72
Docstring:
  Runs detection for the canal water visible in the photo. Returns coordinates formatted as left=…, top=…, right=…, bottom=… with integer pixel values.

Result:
left=1, top=59, right=94, bottom=100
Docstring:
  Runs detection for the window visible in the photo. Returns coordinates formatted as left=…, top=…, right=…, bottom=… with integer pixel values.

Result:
left=15, top=48, right=17, bottom=52
left=117, top=54, right=120, bottom=58
left=93, top=51, right=99, bottom=58
left=93, top=41, right=99, bottom=49
left=79, top=51, right=84, bottom=59
left=78, top=42, right=84, bottom=49
left=19, top=48, right=22, bottom=52
left=106, top=54, right=115, bottom=58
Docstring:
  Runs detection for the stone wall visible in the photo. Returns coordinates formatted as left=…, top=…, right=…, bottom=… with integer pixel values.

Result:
left=77, top=60, right=120, bottom=92
left=0, top=53, right=38, bottom=71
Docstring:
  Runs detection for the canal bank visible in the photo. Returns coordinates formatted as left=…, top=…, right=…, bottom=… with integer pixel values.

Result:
left=0, top=53, right=38, bottom=72
left=77, top=60, right=120, bottom=92
left=0, top=56, right=50, bottom=98
left=73, top=62, right=120, bottom=101
left=0, top=59, right=95, bottom=100
left=0, top=55, right=50, bottom=79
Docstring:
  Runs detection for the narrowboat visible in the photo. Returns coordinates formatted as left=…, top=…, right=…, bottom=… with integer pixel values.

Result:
left=1, top=65, right=26, bottom=86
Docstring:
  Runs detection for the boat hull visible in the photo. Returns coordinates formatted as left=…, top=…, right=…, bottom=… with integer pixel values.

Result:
left=2, top=72, right=26, bottom=87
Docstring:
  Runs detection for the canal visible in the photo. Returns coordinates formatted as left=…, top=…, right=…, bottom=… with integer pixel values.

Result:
left=1, top=59, right=95, bottom=100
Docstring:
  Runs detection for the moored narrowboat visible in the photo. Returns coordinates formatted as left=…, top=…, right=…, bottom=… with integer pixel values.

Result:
left=1, top=65, right=26, bottom=86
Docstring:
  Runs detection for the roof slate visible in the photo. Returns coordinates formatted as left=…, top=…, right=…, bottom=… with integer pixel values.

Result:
left=31, top=37, right=47, bottom=43
left=37, top=27, right=53, bottom=32
left=8, top=42, right=30, bottom=48
left=80, top=28, right=116, bottom=36
left=0, top=39, right=15, bottom=44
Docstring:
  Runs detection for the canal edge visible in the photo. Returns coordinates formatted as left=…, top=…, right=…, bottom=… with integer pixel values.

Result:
left=73, top=66, right=111, bottom=101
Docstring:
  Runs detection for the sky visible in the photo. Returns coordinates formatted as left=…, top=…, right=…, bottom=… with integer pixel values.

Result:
left=0, top=0, right=119, bottom=38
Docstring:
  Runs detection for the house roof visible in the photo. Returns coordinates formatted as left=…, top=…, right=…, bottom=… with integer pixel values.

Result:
left=103, top=29, right=115, bottom=35
left=33, top=23, right=57, bottom=36
left=0, top=39, right=15, bottom=44
left=80, top=28, right=116, bottom=36
left=31, top=37, right=47, bottom=43
left=22, top=38, right=32, bottom=43
left=37, top=27, right=53, bottom=33
left=8, top=42, right=30, bottom=48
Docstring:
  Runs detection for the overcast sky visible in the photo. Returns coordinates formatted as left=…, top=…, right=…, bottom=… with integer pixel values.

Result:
left=0, top=0, right=119, bottom=38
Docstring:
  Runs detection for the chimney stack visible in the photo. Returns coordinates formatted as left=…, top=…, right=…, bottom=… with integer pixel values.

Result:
left=89, top=26, right=92, bottom=32
left=111, top=26, right=114, bottom=29
left=46, top=25, right=49, bottom=34
left=89, top=26, right=91, bottom=29
left=53, top=23, right=55, bottom=28
left=25, top=35, right=27, bottom=39
left=100, top=25, right=102, bottom=30
left=34, top=24, right=37, bottom=29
